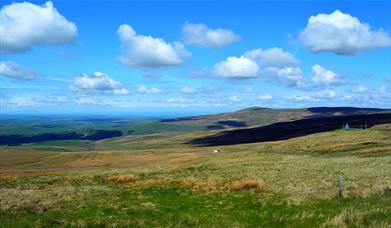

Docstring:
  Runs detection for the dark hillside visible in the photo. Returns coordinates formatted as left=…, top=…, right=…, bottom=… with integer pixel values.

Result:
left=189, top=113, right=391, bottom=146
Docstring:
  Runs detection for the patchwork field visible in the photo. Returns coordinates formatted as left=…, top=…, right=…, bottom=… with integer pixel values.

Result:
left=1, top=122, right=390, bottom=227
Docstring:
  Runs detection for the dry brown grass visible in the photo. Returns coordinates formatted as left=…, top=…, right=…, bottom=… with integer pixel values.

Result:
left=107, top=174, right=137, bottom=183
left=356, top=146, right=391, bottom=154
left=166, top=167, right=184, bottom=174
left=167, top=156, right=199, bottom=164
left=0, top=170, right=65, bottom=178
left=359, top=141, right=378, bottom=145
left=226, top=179, right=266, bottom=192
left=201, top=176, right=220, bottom=191
left=137, top=178, right=166, bottom=187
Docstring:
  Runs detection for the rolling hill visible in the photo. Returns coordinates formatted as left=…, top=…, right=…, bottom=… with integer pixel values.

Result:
left=189, top=112, right=391, bottom=146
left=162, top=106, right=391, bottom=130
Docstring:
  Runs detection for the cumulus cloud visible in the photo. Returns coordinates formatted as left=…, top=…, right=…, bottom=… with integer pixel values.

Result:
left=299, top=10, right=391, bottom=55
left=180, top=86, right=197, bottom=94
left=212, top=54, right=343, bottom=90
left=117, top=24, right=191, bottom=67
left=70, top=72, right=128, bottom=95
left=244, top=47, right=299, bottom=67
left=350, top=85, right=390, bottom=98
left=137, top=86, right=163, bottom=94
left=213, top=56, right=259, bottom=78
left=257, top=94, right=273, bottom=101
left=0, top=1, right=77, bottom=54
left=212, top=47, right=299, bottom=80
left=112, top=88, right=130, bottom=95
left=311, top=64, right=342, bottom=86
left=0, top=61, right=37, bottom=80
left=182, top=22, right=240, bottom=48
left=265, top=67, right=305, bottom=88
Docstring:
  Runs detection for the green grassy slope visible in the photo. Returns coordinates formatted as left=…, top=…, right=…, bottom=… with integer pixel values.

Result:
left=1, top=124, right=390, bottom=227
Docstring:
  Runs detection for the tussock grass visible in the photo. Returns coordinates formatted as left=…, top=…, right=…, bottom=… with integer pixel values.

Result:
left=107, top=174, right=137, bottom=183
left=166, top=167, right=184, bottom=174
left=177, top=176, right=221, bottom=191
left=226, top=179, right=265, bottom=192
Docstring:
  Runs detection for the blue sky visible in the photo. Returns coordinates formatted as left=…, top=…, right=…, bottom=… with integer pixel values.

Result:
left=1, top=1, right=390, bottom=116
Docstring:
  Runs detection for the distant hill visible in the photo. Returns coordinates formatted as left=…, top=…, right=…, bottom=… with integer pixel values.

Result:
left=1, top=107, right=389, bottom=145
left=306, top=107, right=388, bottom=117
left=189, top=112, right=391, bottom=146
left=161, top=107, right=391, bottom=130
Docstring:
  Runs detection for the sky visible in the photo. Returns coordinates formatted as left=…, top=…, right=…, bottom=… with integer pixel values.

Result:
left=0, top=0, right=390, bottom=116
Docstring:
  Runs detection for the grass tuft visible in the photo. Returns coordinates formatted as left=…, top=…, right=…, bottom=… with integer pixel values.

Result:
left=166, top=167, right=184, bottom=174
left=107, top=174, right=137, bottom=183
left=226, top=179, right=265, bottom=192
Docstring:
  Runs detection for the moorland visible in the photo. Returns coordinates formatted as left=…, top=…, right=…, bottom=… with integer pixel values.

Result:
left=1, top=107, right=391, bottom=227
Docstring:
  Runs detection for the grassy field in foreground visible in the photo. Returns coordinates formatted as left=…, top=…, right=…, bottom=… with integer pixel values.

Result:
left=0, top=124, right=391, bottom=227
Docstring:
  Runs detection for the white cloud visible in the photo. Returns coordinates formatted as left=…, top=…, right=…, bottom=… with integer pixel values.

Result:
left=353, top=85, right=368, bottom=94
left=283, top=89, right=337, bottom=104
left=71, top=72, right=128, bottom=95
left=244, top=47, right=299, bottom=67
left=284, top=95, right=319, bottom=102
left=182, top=22, right=240, bottom=48
left=74, top=97, right=102, bottom=105
left=299, top=10, right=391, bottom=55
left=113, top=88, right=130, bottom=95
left=46, top=95, right=68, bottom=103
left=257, top=94, right=273, bottom=101
left=180, top=86, right=197, bottom=94
left=315, top=89, right=336, bottom=99
left=0, top=1, right=77, bottom=54
left=7, top=97, right=41, bottom=107
left=137, top=86, right=163, bottom=94
left=349, top=85, right=390, bottom=101
left=369, top=86, right=391, bottom=101
left=117, top=24, right=191, bottom=67
left=167, top=98, right=194, bottom=104
left=212, top=47, right=299, bottom=81
left=342, top=95, right=352, bottom=101
left=0, top=61, right=37, bottom=79
left=265, top=67, right=305, bottom=88
left=311, top=64, right=341, bottom=86
left=213, top=56, right=259, bottom=78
